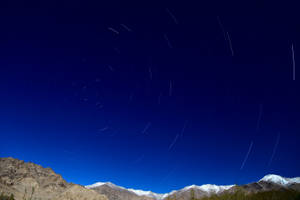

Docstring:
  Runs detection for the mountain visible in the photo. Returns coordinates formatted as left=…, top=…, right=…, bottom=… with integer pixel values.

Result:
left=87, top=175, right=300, bottom=200
left=1, top=157, right=300, bottom=200
left=163, top=184, right=235, bottom=200
left=53, top=184, right=108, bottom=200
left=86, top=182, right=236, bottom=200
left=259, top=174, right=300, bottom=186
left=0, top=157, right=107, bottom=200
left=86, top=182, right=163, bottom=200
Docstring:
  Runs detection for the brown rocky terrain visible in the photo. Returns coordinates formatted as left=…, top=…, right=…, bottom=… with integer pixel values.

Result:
left=0, top=157, right=107, bottom=200
left=90, top=184, right=155, bottom=200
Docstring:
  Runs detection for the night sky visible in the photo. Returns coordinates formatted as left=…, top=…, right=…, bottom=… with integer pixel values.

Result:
left=0, top=0, right=300, bottom=194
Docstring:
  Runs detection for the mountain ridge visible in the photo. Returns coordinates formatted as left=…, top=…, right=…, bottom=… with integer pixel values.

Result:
left=87, top=174, right=300, bottom=199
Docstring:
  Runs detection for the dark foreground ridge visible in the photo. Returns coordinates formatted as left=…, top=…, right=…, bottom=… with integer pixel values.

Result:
left=1, top=157, right=299, bottom=200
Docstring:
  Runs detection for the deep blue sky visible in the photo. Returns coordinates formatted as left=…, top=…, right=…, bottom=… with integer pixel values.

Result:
left=0, top=0, right=300, bottom=193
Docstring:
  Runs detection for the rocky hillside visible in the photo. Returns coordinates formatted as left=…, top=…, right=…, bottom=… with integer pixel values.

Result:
left=0, top=157, right=107, bottom=200
left=53, top=184, right=108, bottom=200
left=87, top=182, right=154, bottom=200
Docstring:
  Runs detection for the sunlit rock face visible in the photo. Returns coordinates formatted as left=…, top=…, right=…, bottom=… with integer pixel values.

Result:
left=0, top=157, right=107, bottom=200
left=53, top=184, right=108, bottom=200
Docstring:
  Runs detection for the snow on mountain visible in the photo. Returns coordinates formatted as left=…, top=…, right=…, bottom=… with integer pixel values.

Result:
left=86, top=174, right=299, bottom=199
left=127, top=189, right=166, bottom=199
left=182, top=184, right=235, bottom=194
left=85, top=182, right=234, bottom=199
left=85, top=182, right=168, bottom=199
left=86, top=182, right=235, bottom=198
left=199, top=184, right=235, bottom=193
left=259, top=174, right=300, bottom=186
left=85, top=182, right=125, bottom=190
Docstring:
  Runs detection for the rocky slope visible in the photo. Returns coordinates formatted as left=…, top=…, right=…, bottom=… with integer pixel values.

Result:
left=0, top=157, right=107, bottom=200
left=53, top=184, right=108, bottom=200
left=86, top=182, right=155, bottom=200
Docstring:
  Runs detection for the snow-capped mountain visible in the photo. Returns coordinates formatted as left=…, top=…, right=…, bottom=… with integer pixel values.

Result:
left=259, top=174, right=300, bottom=186
left=181, top=184, right=235, bottom=194
left=86, top=183, right=169, bottom=199
left=86, top=182, right=125, bottom=190
left=127, top=189, right=168, bottom=199
left=86, top=174, right=300, bottom=200
left=86, top=181, right=235, bottom=199
left=164, top=184, right=235, bottom=200
left=85, top=182, right=168, bottom=200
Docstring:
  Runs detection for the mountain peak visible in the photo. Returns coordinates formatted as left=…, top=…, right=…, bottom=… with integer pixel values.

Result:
left=86, top=174, right=300, bottom=199
left=86, top=182, right=167, bottom=199
left=259, top=174, right=300, bottom=186
left=127, top=189, right=166, bottom=199
left=86, top=182, right=124, bottom=190
left=86, top=181, right=236, bottom=199
left=183, top=184, right=235, bottom=193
